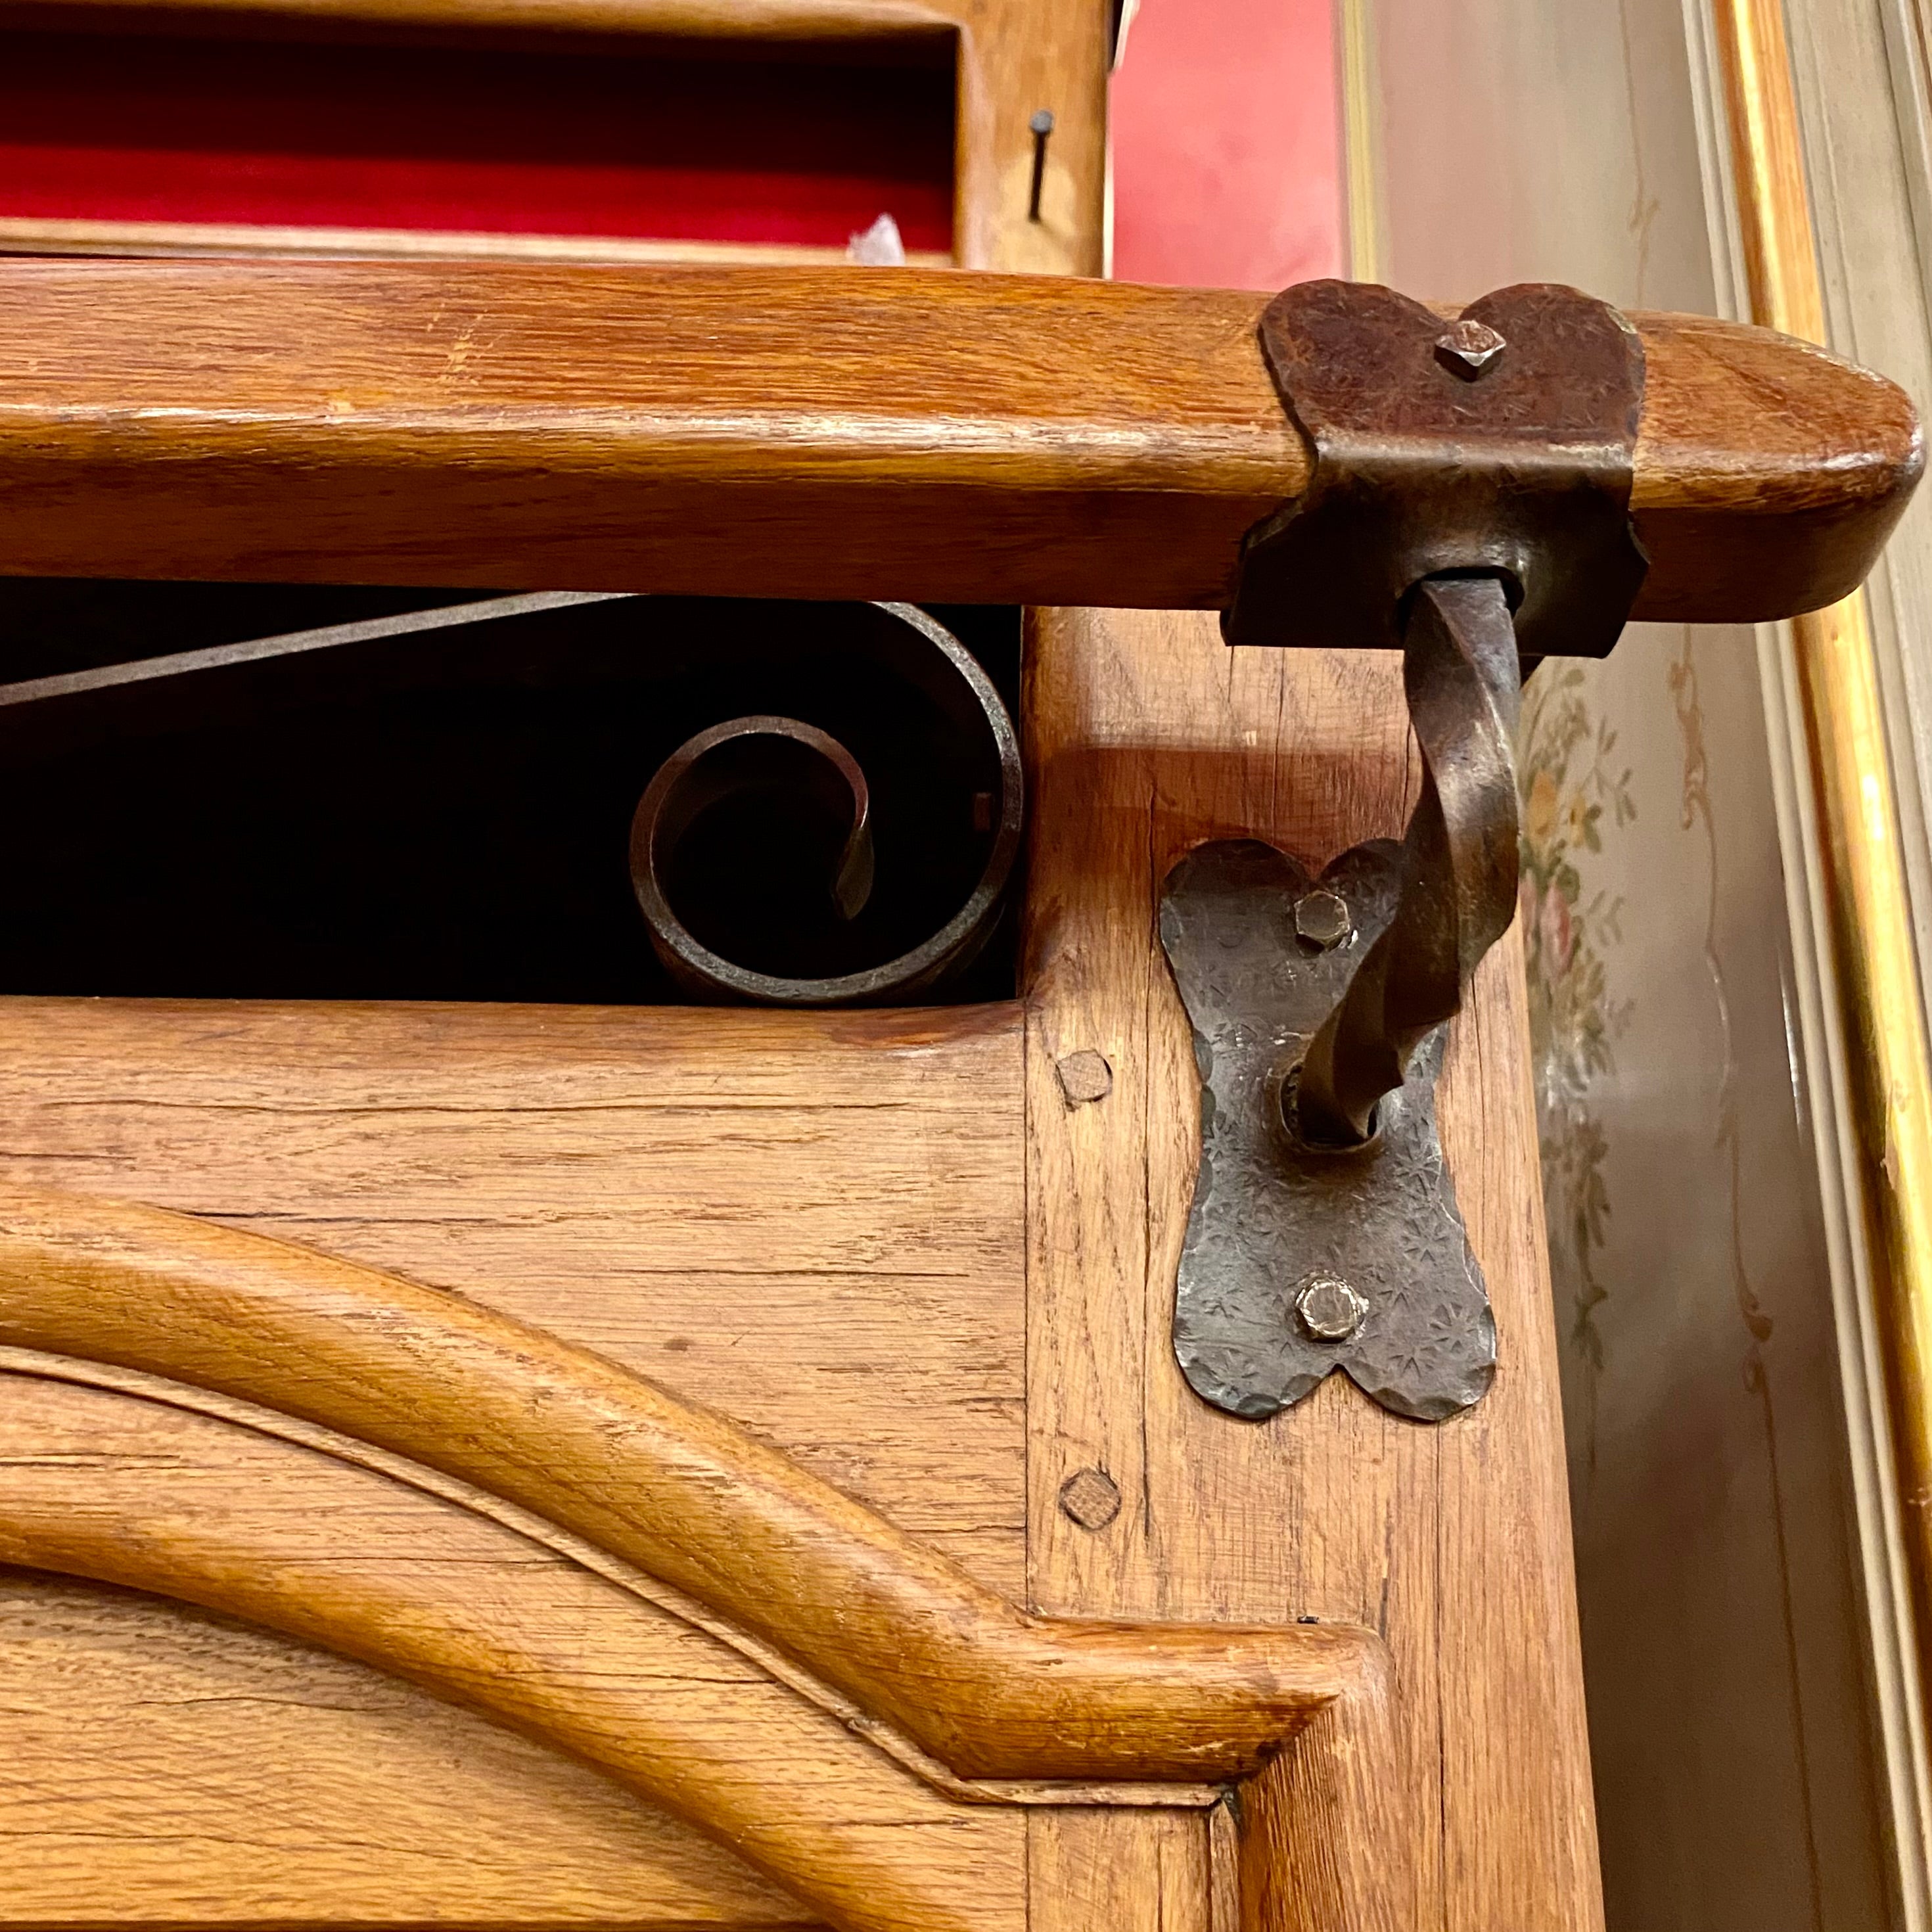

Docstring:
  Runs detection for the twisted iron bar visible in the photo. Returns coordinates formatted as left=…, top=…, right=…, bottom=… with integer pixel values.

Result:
left=1293, top=574, right=1523, bottom=1148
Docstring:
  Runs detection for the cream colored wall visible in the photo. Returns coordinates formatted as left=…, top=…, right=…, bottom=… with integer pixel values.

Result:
left=1358, top=0, right=1903, bottom=1925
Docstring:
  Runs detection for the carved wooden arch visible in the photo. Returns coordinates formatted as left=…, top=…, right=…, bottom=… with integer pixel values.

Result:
left=0, top=1358, right=1019, bottom=1932
left=0, top=1181, right=1371, bottom=1782
left=0, top=1182, right=1406, bottom=1930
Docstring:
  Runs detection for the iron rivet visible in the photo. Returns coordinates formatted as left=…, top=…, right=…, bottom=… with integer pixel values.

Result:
left=1056, top=1049, right=1113, bottom=1106
left=1295, top=1273, right=1368, bottom=1343
left=1435, top=317, right=1507, bottom=379
left=1293, top=888, right=1352, bottom=951
left=1059, top=1466, right=1121, bottom=1530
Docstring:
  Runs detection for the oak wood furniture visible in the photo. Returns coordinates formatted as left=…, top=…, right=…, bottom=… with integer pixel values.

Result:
left=0, top=249, right=1916, bottom=1932
left=0, top=257, right=1912, bottom=616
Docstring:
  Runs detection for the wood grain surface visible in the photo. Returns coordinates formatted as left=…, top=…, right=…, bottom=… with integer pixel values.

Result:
left=0, top=258, right=1911, bottom=620
left=0, top=214, right=954, bottom=268
left=0, top=1364, right=1020, bottom=1932
left=950, top=0, right=1107, bottom=275
left=0, top=1569, right=817, bottom=1927
left=0, top=1000, right=1266, bottom=1932
left=0, top=1172, right=1373, bottom=1786
left=1021, top=607, right=1601, bottom=1931
left=0, top=997, right=1028, bottom=1589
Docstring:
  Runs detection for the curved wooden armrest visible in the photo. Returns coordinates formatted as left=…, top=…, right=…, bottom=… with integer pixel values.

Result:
left=0, top=257, right=1913, bottom=624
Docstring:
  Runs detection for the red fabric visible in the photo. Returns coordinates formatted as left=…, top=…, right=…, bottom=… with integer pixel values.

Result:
left=0, top=31, right=954, bottom=250
left=1109, top=0, right=1340, bottom=290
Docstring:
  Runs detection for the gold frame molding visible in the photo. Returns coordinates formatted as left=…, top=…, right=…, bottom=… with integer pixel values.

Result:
left=1709, top=0, right=1932, bottom=1734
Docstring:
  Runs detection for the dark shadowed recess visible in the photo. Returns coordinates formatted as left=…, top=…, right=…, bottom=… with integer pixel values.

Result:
left=0, top=582, right=1020, bottom=1006
left=0, top=16, right=955, bottom=252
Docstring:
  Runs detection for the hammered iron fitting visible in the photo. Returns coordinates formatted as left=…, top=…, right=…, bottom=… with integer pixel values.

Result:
left=1160, top=839, right=1496, bottom=1423
left=1166, top=279, right=1647, bottom=1423
left=1223, top=279, right=1648, bottom=656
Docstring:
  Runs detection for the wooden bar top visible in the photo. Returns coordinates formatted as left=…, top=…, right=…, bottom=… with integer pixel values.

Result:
left=0, top=258, right=1914, bottom=624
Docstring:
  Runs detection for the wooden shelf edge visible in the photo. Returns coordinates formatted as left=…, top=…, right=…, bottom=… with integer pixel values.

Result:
left=0, top=258, right=1910, bottom=623
left=0, top=216, right=954, bottom=269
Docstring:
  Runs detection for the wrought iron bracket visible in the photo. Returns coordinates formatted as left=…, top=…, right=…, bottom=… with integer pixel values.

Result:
left=1168, top=281, right=1647, bottom=1423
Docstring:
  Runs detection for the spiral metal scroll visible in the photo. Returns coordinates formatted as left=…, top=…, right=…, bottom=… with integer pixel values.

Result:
left=630, top=715, right=880, bottom=1000
left=1292, top=575, right=1523, bottom=1149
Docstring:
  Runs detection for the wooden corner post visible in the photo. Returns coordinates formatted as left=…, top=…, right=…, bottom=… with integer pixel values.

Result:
left=1022, top=610, right=1603, bottom=1931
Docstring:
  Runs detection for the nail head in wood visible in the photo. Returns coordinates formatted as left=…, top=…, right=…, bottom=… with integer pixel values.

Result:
left=1057, top=1467, right=1122, bottom=1530
left=1054, top=1049, right=1113, bottom=1106
left=1027, top=109, right=1055, bottom=222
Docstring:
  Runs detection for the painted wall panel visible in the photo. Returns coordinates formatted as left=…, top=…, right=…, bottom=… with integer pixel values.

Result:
left=1109, top=0, right=1341, bottom=287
